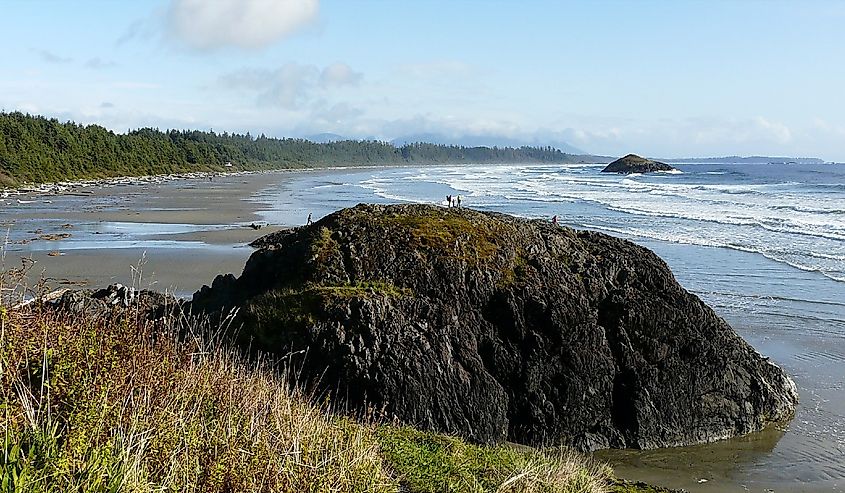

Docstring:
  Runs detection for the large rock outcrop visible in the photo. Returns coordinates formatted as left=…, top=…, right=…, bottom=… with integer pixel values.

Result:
left=191, top=204, right=797, bottom=451
left=601, top=154, right=676, bottom=174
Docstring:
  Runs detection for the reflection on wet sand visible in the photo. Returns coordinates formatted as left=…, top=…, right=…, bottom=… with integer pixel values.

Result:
left=596, top=425, right=786, bottom=492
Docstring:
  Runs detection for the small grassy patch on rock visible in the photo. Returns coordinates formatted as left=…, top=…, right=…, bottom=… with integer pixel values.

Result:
left=376, top=426, right=612, bottom=493
left=375, top=208, right=513, bottom=263
left=312, top=280, right=412, bottom=299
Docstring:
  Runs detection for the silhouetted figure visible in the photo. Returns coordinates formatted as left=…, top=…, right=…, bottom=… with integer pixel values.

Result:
left=552, top=215, right=558, bottom=226
left=457, top=195, right=462, bottom=208
left=307, top=213, right=313, bottom=225
left=447, top=195, right=452, bottom=208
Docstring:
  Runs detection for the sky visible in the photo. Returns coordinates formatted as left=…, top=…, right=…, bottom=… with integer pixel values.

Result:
left=2, top=0, right=845, bottom=160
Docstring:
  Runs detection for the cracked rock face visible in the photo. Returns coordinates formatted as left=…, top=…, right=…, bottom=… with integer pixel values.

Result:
left=191, top=203, right=798, bottom=450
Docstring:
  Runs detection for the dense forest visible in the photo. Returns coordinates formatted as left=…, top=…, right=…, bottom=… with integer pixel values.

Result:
left=0, top=112, right=594, bottom=186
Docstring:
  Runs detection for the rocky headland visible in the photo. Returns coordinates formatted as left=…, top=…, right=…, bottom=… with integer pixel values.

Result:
left=190, top=203, right=798, bottom=451
left=601, top=154, right=676, bottom=174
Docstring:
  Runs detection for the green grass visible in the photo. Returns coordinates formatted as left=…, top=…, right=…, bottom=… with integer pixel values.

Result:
left=376, top=426, right=611, bottom=493
left=355, top=207, right=516, bottom=264
left=311, top=281, right=412, bottom=299
left=310, top=226, right=342, bottom=267
left=498, top=252, right=533, bottom=289
left=606, top=480, right=677, bottom=493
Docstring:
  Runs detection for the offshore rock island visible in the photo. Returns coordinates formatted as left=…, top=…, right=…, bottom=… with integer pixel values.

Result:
left=191, top=204, right=798, bottom=451
left=601, top=154, right=676, bottom=174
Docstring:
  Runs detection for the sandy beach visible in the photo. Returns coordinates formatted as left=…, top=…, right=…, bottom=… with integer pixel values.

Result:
left=2, top=171, right=291, bottom=297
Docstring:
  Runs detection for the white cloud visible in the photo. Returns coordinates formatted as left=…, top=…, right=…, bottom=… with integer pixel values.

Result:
left=167, top=0, right=318, bottom=50
left=112, top=82, right=161, bottom=90
left=85, top=58, right=119, bottom=70
left=219, top=62, right=360, bottom=109
left=688, top=116, right=793, bottom=147
left=813, top=118, right=845, bottom=137
left=33, top=49, right=71, bottom=64
left=117, top=17, right=159, bottom=46
left=752, top=116, right=792, bottom=144
left=320, top=63, right=362, bottom=87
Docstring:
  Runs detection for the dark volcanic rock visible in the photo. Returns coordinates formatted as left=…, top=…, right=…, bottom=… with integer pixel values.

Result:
left=248, top=227, right=297, bottom=248
left=601, top=154, right=676, bottom=174
left=191, top=204, right=797, bottom=450
left=51, top=284, right=180, bottom=321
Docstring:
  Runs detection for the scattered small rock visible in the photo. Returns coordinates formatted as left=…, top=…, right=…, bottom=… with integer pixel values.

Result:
left=49, top=283, right=181, bottom=321
left=37, top=232, right=72, bottom=241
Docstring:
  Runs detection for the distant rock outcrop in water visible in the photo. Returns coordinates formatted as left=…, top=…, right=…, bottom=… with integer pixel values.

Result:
left=602, top=154, right=676, bottom=174
left=191, top=204, right=798, bottom=451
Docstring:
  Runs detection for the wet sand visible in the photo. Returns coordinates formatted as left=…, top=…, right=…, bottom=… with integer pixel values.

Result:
left=2, top=172, right=294, bottom=297
left=18, top=247, right=254, bottom=295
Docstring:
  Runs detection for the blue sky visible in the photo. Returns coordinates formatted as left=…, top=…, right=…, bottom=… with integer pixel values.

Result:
left=2, top=0, right=845, bottom=160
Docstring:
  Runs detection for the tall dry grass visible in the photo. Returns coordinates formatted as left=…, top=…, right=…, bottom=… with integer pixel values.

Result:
left=0, top=264, right=616, bottom=493
left=1, top=304, right=395, bottom=492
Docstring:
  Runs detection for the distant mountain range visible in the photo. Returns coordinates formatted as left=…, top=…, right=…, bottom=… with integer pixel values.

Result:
left=389, top=133, right=586, bottom=154
left=304, top=133, right=347, bottom=143
left=303, top=135, right=830, bottom=165
left=305, top=132, right=585, bottom=154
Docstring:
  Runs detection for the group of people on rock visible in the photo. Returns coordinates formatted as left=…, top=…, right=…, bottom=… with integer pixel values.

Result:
left=445, top=194, right=462, bottom=208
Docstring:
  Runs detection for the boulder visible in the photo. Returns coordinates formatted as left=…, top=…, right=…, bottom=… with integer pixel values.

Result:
left=191, top=204, right=797, bottom=450
left=51, top=284, right=180, bottom=321
left=601, top=154, right=676, bottom=174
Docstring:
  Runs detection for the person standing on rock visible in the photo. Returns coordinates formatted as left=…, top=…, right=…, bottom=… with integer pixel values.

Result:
left=552, top=215, right=558, bottom=226
left=307, top=213, right=313, bottom=225
left=457, top=195, right=462, bottom=208
left=446, top=195, right=452, bottom=208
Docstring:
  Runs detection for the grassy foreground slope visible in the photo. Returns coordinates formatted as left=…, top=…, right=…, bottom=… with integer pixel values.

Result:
left=0, top=112, right=594, bottom=187
left=0, top=299, right=657, bottom=493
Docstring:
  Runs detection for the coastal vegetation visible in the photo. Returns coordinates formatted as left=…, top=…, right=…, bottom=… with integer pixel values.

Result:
left=0, top=112, right=589, bottom=186
left=0, top=297, right=631, bottom=492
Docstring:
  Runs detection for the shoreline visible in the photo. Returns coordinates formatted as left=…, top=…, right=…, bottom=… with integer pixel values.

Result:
left=0, top=161, right=611, bottom=199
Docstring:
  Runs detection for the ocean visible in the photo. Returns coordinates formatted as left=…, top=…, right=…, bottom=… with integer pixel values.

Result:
left=255, top=162, right=845, bottom=492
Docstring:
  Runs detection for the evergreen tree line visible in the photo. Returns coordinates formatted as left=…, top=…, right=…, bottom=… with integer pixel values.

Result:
left=0, top=112, right=587, bottom=186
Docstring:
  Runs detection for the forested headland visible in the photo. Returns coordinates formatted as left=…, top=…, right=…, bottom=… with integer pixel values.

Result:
left=0, top=112, right=598, bottom=186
